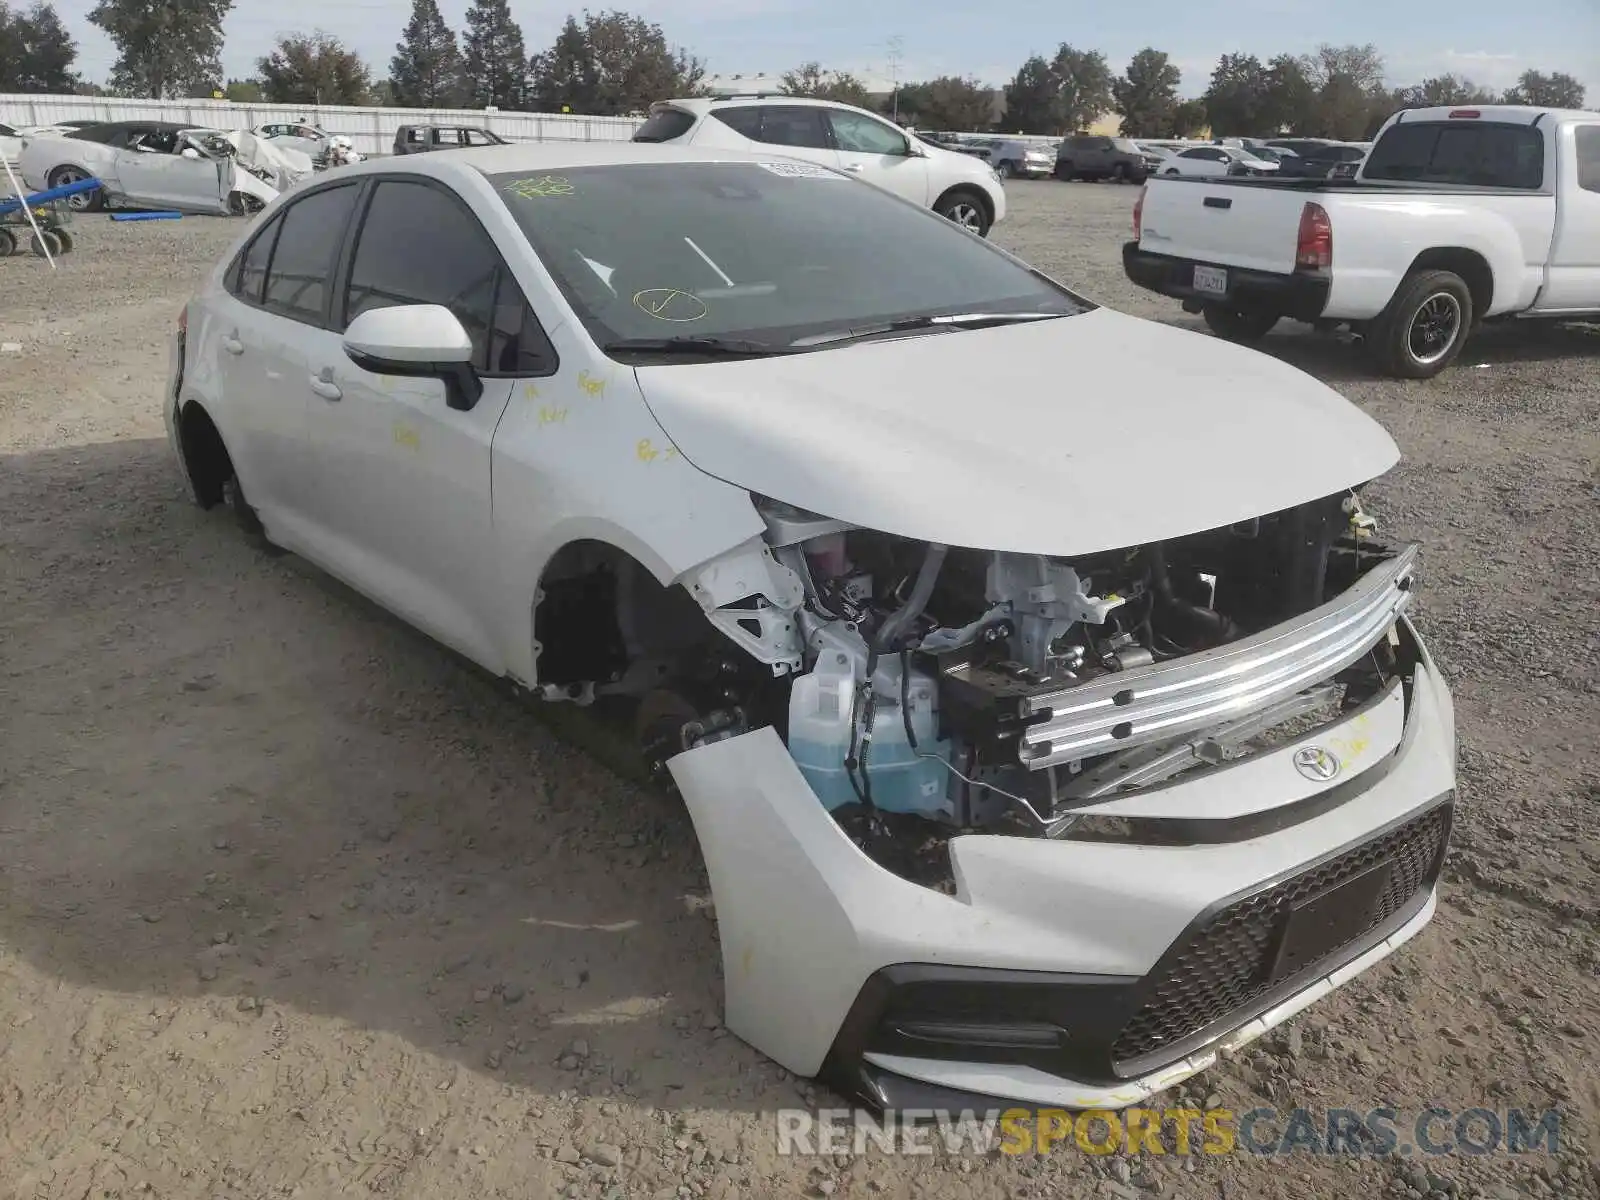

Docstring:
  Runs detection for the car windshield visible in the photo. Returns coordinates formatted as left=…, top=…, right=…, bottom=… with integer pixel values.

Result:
left=485, top=161, right=1091, bottom=356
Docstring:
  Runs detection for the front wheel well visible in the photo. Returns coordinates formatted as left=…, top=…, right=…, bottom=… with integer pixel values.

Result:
left=934, top=184, right=993, bottom=226
left=1403, top=248, right=1494, bottom=318
left=532, top=540, right=707, bottom=695
left=178, top=400, right=234, bottom=508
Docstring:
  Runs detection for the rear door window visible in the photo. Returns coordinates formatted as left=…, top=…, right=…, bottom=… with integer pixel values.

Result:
left=633, top=108, right=698, bottom=143
left=752, top=106, right=830, bottom=150
left=710, top=107, right=762, bottom=139
left=229, top=212, right=284, bottom=304
left=1364, top=121, right=1545, bottom=189
left=261, top=183, right=361, bottom=325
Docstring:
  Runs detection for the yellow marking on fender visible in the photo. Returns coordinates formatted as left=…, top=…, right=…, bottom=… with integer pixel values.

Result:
left=636, top=439, right=679, bottom=462
left=576, top=370, right=605, bottom=398
left=393, top=423, right=420, bottom=451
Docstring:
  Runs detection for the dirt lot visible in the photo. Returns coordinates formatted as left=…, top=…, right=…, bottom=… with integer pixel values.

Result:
left=1, top=181, right=1597, bottom=1200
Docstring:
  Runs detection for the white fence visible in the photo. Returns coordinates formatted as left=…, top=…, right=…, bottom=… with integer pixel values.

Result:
left=0, top=93, right=642, bottom=156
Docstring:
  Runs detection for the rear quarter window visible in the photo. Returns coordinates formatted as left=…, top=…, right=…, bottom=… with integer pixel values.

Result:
left=633, top=108, right=697, bottom=143
left=1576, top=126, right=1600, bottom=193
left=1365, top=121, right=1545, bottom=189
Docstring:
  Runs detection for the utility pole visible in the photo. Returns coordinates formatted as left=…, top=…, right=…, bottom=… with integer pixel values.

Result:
left=886, top=35, right=904, bottom=123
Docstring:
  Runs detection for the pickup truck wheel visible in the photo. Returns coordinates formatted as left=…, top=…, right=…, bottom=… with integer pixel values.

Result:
left=1369, top=270, right=1473, bottom=379
left=1202, top=306, right=1279, bottom=343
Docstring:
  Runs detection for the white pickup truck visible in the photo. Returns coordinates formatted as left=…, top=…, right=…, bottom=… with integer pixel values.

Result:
left=1124, top=105, right=1600, bottom=377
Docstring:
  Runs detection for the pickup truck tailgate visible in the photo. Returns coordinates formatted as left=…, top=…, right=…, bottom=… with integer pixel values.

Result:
left=1138, top=179, right=1305, bottom=274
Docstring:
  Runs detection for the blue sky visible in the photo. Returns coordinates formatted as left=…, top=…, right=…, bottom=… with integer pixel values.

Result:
left=50, top=0, right=1600, bottom=102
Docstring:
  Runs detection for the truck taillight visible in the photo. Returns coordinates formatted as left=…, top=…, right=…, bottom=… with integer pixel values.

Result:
left=1133, top=184, right=1146, bottom=239
left=1295, top=202, right=1332, bottom=270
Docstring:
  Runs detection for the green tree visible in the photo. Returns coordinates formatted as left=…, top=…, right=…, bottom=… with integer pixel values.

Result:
left=462, top=0, right=526, bottom=108
left=1112, top=47, right=1180, bottom=136
left=529, top=15, right=597, bottom=112
left=257, top=32, right=369, bottom=105
left=909, top=75, right=994, bottom=131
left=1000, top=55, right=1058, bottom=133
left=1259, top=53, right=1316, bottom=133
left=0, top=1, right=77, bottom=92
left=779, top=61, right=872, bottom=107
left=1302, top=43, right=1386, bottom=139
left=390, top=0, right=463, bottom=108
left=530, top=10, right=703, bottom=116
left=1502, top=69, right=1586, bottom=109
left=1052, top=43, right=1112, bottom=132
left=1170, top=97, right=1208, bottom=136
left=88, top=0, right=232, bottom=98
left=1203, top=53, right=1267, bottom=136
left=223, top=77, right=262, bottom=102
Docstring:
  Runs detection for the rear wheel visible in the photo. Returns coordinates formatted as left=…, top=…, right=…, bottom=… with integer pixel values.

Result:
left=52, top=228, right=74, bottom=254
left=995, top=160, right=1014, bottom=179
left=28, top=229, right=61, bottom=258
left=1202, top=306, right=1280, bottom=343
left=1365, top=269, right=1473, bottom=379
left=1055, top=162, right=1074, bottom=181
left=0, top=228, right=15, bottom=257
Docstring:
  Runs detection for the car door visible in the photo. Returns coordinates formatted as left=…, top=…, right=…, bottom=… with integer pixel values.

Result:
left=1542, top=122, right=1600, bottom=311
left=824, top=109, right=929, bottom=204
left=301, top=176, right=558, bottom=671
left=746, top=105, right=841, bottom=172
left=114, top=129, right=226, bottom=211
left=210, top=182, right=364, bottom=532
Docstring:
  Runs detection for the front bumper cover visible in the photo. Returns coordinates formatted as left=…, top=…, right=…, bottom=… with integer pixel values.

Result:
left=667, top=619, right=1455, bottom=1109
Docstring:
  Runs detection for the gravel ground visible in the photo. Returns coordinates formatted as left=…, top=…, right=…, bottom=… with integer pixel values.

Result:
left=1, top=181, right=1597, bottom=1200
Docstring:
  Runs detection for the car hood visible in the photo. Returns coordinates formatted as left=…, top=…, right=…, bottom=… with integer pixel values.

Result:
left=634, top=308, right=1399, bottom=557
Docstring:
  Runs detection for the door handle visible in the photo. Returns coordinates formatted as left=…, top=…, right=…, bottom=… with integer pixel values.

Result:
left=843, top=163, right=864, bottom=172
left=222, top=332, right=244, bottom=355
left=310, top=376, right=342, bottom=401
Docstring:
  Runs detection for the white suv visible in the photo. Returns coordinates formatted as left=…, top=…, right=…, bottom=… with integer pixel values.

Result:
left=633, top=96, right=1006, bottom=237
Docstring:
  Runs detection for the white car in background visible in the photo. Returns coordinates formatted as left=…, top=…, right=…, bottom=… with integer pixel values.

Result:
left=632, top=96, right=1006, bottom=236
left=0, top=121, right=21, bottom=167
left=18, top=121, right=309, bottom=214
left=165, top=141, right=1454, bottom=1114
left=1161, top=145, right=1280, bottom=177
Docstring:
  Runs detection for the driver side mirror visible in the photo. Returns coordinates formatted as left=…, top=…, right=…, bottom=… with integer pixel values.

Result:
left=343, top=304, right=484, bottom=411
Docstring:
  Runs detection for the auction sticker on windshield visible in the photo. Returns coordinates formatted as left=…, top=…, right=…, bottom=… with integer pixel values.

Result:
left=756, top=161, right=846, bottom=180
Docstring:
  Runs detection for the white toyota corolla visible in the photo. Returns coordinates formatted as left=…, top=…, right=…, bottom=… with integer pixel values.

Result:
left=167, top=141, right=1456, bottom=1112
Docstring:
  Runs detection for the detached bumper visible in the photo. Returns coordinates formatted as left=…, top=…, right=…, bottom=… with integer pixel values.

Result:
left=1123, top=241, right=1330, bottom=323
left=668, top=619, right=1455, bottom=1111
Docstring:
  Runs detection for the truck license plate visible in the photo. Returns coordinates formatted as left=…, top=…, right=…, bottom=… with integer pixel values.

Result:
left=1192, top=265, right=1228, bottom=296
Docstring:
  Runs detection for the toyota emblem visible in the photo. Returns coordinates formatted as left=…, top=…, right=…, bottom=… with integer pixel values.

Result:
left=1293, top=745, right=1341, bottom=782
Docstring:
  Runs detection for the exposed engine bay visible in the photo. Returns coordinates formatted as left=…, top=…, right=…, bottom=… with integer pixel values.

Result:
left=537, top=486, right=1418, bottom=885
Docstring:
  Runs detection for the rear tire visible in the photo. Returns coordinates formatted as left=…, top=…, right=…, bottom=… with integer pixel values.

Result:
left=995, top=160, right=1014, bottom=179
left=28, top=230, right=61, bottom=258
left=1055, top=162, right=1075, bottom=181
left=1202, top=306, right=1280, bottom=343
left=0, top=228, right=15, bottom=257
left=1365, top=269, right=1473, bottom=379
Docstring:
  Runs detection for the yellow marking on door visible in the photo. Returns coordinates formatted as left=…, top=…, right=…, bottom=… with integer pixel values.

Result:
left=539, top=405, right=568, bottom=425
left=393, top=423, right=420, bottom=451
left=576, top=370, right=605, bottom=398
left=523, top=382, right=540, bottom=400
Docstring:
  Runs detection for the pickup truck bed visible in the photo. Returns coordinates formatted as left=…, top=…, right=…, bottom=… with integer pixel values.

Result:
left=1123, top=105, right=1600, bottom=378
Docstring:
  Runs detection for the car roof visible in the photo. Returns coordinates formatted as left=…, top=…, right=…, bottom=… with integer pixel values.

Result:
left=1392, top=104, right=1597, bottom=125
left=655, top=94, right=889, bottom=121
left=337, top=141, right=838, bottom=176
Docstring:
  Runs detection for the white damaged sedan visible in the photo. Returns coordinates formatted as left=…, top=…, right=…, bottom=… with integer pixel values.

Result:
left=166, top=142, right=1456, bottom=1112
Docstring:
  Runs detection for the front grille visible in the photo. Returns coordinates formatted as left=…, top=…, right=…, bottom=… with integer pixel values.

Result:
left=1111, top=802, right=1451, bottom=1068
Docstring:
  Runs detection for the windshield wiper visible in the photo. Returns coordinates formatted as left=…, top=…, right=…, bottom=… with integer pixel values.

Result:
left=602, top=335, right=801, bottom=358
left=790, top=310, right=1067, bottom=348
